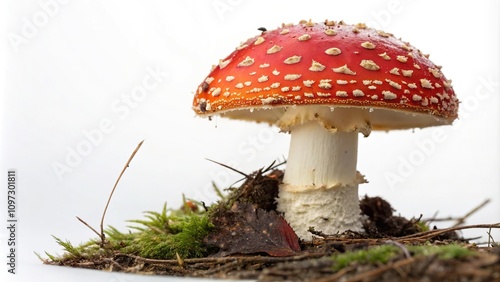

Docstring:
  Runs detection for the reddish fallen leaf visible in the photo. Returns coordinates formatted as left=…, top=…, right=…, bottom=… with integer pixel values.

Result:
left=205, top=202, right=300, bottom=257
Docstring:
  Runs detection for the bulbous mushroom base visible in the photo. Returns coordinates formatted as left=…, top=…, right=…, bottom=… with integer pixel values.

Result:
left=276, top=119, right=365, bottom=240
left=277, top=183, right=363, bottom=240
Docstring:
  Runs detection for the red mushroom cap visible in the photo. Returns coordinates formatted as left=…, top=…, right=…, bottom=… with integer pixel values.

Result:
left=192, top=20, right=458, bottom=130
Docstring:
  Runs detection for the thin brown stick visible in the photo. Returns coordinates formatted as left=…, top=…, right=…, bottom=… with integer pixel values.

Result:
left=398, top=223, right=500, bottom=240
left=127, top=253, right=324, bottom=266
left=385, top=240, right=411, bottom=258
left=343, top=257, right=416, bottom=282
left=196, top=260, right=240, bottom=276
left=451, top=199, right=491, bottom=228
left=76, top=216, right=101, bottom=238
left=422, top=210, right=441, bottom=223
left=311, top=266, right=357, bottom=282
left=423, top=199, right=491, bottom=225
left=263, top=159, right=287, bottom=173
left=423, top=216, right=456, bottom=223
left=100, top=140, right=144, bottom=244
left=487, top=228, right=495, bottom=247
left=205, top=158, right=249, bottom=178
left=316, top=223, right=500, bottom=247
left=75, top=140, right=145, bottom=244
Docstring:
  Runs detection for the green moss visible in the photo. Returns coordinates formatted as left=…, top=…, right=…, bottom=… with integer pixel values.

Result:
left=332, top=245, right=400, bottom=271
left=120, top=213, right=214, bottom=259
left=45, top=202, right=214, bottom=262
left=415, top=221, right=430, bottom=232
left=332, top=243, right=475, bottom=271
left=409, top=244, right=473, bottom=260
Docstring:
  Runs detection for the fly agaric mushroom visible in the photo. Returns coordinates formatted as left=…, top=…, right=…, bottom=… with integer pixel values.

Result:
left=192, top=20, right=458, bottom=239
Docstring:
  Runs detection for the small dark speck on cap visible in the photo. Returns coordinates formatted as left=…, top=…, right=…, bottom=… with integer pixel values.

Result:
left=201, top=82, right=209, bottom=92
left=199, top=101, right=207, bottom=112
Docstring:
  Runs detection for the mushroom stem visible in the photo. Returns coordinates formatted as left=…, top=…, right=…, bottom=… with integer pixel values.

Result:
left=284, top=122, right=359, bottom=186
left=277, top=121, right=363, bottom=239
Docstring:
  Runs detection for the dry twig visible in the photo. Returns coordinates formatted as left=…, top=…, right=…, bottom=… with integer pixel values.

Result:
left=101, top=140, right=145, bottom=241
left=423, top=199, right=491, bottom=226
left=316, top=223, right=500, bottom=247
left=451, top=199, right=491, bottom=228
left=76, top=140, right=145, bottom=246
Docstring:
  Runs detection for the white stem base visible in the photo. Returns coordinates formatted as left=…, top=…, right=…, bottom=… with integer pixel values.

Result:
left=277, top=184, right=362, bottom=240
left=277, top=121, right=364, bottom=240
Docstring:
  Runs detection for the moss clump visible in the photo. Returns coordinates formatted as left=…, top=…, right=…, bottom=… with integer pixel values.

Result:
left=42, top=236, right=98, bottom=262
left=121, top=210, right=214, bottom=259
left=332, top=245, right=400, bottom=271
left=410, top=244, right=474, bottom=260
left=332, top=243, right=475, bottom=271
left=415, top=220, right=430, bottom=232
left=45, top=202, right=214, bottom=262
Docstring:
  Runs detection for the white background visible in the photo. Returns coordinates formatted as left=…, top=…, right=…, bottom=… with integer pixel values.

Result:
left=1, top=0, right=499, bottom=281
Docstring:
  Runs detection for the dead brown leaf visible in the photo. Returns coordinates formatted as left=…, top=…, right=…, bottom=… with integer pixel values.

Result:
left=205, top=202, right=300, bottom=257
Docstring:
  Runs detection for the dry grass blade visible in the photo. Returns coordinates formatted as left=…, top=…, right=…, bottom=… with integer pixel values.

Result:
left=127, top=253, right=324, bottom=266
left=451, top=199, right=491, bottom=227
left=100, top=140, right=145, bottom=243
left=423, top=199, right=491, bottom=225
left=342, top=257, right=415, bottom=282
left=262, top=159, right=286, bottom=173
left=487, top=228, right=498, bottom=247
left=398, top=223, right=500, bottom=241
left=74, top=140, right=145, bottom=245
left=206, top=158, right=286, bottom=188
left=75, top=216, right=100, bottom=238
left=316, top=223, right=500, bottom=247
left=205, top=158, right=249, bottom=178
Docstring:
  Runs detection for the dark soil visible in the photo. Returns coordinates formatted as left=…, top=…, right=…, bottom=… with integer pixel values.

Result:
left=44, top=168, right=500, bottom=281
